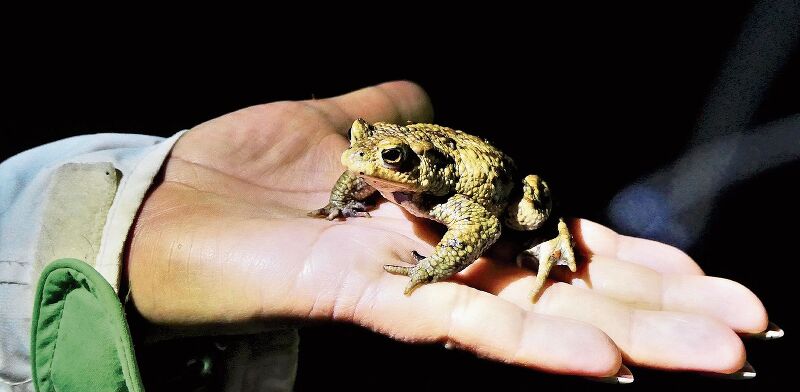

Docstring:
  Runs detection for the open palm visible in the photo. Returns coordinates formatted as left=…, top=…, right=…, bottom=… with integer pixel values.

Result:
left=128, top=81, right=769, bottom=379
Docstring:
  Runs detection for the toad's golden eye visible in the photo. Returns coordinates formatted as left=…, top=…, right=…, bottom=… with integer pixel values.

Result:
left=381, top=147, right=404, bottom=166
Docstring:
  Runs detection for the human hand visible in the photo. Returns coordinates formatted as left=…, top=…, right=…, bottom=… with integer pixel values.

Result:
left=127, top=81, right=772, bottom=380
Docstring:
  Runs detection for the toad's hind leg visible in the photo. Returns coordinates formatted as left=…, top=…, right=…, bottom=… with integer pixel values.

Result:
left=504, top=175, right=552, bottom=232
left=505, top=175, right=576, bottom=301
left=519, top=218, right=577, bottom=301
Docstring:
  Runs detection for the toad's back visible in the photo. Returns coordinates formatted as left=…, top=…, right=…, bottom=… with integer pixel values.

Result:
left=372, top=122, right=517, bottom=215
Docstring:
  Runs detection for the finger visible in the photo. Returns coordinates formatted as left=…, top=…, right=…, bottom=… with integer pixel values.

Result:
left=573, top=219, right=705, bottom=275
left=461, top=262, right=746, bottom=373
left=567, top=255, right=769, bottom=333
left=309, top=272, right=621, bottom=376
left=463, top=255, right=767, bottom=334
left=535, top=284, right=745, bottom=373
left=311, top=80, right=435, bottom=133
left=367, top=281, right=620, bottom=376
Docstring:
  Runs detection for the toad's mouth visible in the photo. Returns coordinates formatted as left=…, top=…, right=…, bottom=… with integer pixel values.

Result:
left=359, top=174, right=419, bottom=193
left=361, top=175, right=421, bottom=213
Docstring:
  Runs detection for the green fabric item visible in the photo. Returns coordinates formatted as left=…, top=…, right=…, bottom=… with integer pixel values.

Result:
left=30, top=259, right=143, bottom=392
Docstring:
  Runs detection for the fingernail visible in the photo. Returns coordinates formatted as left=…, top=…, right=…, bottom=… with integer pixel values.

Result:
left=727, top=361, right=757, bottom=380
left=585, top=364, right=634, bottom=384
left=707, top=362, right=756, bottom=380
left=746, top=322, right=784, bottom=340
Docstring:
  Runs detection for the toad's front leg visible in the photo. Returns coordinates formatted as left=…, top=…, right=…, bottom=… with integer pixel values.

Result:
left=384, top=194, right=501, bottom=295
left=308, top=171, right=376, bottom=220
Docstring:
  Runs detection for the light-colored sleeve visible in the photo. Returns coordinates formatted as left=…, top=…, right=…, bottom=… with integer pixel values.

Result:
left=0, top=131, right=186, bottom=391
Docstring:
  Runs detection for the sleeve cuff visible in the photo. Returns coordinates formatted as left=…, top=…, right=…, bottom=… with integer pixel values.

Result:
left=31, top=259, right=144, bottom=392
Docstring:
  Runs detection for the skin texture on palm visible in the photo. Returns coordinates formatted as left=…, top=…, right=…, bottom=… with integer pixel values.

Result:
left=127, top=81, right=769, bottom=379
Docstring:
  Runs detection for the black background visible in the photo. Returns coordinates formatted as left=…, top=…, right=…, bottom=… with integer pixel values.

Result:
left=2, top=2, right=797, bottom=391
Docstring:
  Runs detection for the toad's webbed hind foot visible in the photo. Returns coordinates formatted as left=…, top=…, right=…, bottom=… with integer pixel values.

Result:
left=517, top=218, right=577, bottom=302
left=307, top=201, right=371, bottom=220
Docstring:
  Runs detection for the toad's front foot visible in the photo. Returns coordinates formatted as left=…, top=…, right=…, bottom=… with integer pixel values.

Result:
left=385, top=251, right=437, bottom=295
left=307, top=201, right=371, bottom=220
left=517, top=218, right=577, bottom=301
left=384, top=263, right=433, bottom=295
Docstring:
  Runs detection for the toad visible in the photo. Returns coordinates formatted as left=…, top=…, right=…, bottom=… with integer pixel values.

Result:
left=309, top=119, right=576, bottom=301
